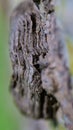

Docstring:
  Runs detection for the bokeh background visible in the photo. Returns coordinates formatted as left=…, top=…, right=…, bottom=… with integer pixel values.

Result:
left=0, top=0, right=73, bottom=130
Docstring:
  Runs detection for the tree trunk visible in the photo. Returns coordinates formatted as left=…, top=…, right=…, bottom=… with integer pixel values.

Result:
left=9, top=0, right=73, bottom=130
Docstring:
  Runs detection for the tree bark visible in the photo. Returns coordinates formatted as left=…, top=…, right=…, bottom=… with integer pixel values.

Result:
left=9, top=0, right=73, bottom=130
left=28, top=119, right=51, bottom=130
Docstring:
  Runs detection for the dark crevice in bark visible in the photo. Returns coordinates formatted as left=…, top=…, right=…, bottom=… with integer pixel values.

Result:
left=40, top=90, right=46, bottom=117
left=31, top=14, right=36, bottom=32
left=10, top=74, right=18, bottom=90
left=34, top=64, right=41, bottom=73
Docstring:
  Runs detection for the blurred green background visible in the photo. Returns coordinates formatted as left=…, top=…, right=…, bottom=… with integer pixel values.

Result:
left=0, top=0, right=73, bottom=130
left=0, top=9, right=21, bottom=130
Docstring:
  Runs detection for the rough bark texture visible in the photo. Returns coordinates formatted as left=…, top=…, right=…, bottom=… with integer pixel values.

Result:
left=9, top=0, right=73, bottom=129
